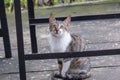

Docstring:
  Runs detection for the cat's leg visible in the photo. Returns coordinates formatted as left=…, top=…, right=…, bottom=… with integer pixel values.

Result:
left=52, top=59, right=62, bottom=77
left=58, top=59, right=63, bottom=75
left=79, top=58, right=91, bottom=79
left=50, top=59, right=63, bottom=80
left=61, top=59, right=73, bottom=78
left=66, top=58, right=91, bottom=79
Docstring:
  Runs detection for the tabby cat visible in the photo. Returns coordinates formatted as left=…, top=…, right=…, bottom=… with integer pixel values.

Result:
left=49, top=14, right=91, bottom=80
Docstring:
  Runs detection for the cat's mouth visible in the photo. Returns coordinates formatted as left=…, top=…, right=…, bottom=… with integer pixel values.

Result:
left=51, top=32, right=63, bottom=37
left=52, top=33, right=61, bottom=37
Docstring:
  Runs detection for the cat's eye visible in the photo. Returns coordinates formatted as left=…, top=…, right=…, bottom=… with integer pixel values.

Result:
left=60, top=25, right=64, bottom=28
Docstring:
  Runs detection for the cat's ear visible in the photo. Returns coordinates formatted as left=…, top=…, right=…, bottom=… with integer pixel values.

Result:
left=49, top=13, right=56, bottom=24
left=63, top=15, right=71, bottom=27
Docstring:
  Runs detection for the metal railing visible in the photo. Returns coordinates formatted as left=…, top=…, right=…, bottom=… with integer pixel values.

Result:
left=0, top=0, right=12, bottom=58
left=14, top=0, right=120, bottom=80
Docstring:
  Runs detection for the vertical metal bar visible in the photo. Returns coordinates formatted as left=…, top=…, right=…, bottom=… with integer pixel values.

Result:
left=0, top=0, right=12, bottom=58
left=14, top=0, right=26, bottom=80
left=0, top=29, right=3, bottom=37
left=28, top=0, right=38, bottom=53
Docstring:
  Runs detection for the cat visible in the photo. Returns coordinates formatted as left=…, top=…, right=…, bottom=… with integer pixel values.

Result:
left=49, top=14, right=91, bottom=80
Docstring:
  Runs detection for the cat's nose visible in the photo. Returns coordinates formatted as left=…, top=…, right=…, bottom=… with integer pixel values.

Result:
left=55, top=29, right=59, bottom=34
left=56, top=30, right=59, bottom=34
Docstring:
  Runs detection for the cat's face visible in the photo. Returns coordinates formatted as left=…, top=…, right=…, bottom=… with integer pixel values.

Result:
left=49, top=14, right=71, bottom=37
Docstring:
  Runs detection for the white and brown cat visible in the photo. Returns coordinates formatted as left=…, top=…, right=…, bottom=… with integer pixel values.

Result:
left=49, top=14, right=91, bottom=80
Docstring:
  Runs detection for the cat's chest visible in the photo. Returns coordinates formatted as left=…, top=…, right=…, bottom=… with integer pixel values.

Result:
left=52, top=39, right=68, bottom=52
left=50, top=34, right=72, bottom=52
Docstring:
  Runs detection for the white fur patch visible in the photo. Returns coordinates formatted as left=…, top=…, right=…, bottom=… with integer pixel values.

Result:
left=61, top=60, right=71, bottom=77
left=50, top=31, right=72, bottom=52
left=50, top=30, right=72, bottom=77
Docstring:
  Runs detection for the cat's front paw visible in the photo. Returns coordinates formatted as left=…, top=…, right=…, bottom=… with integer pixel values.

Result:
left=81, top=71, right=91, bottom=79
left=50, top=71, right=63, bottom=80
left=66, top=73, right=73, bottom=79
left=65, top=72, right=91, bottom=80
left=54, top=71, right=64, bottom=79
left=66, top=72, right=82, bottom=80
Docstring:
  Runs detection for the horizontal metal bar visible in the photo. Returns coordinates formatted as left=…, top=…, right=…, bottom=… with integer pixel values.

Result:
left=29, top=13, right=120, bottom=25
left=25, top=49, right=120, bottom=60
left=0, top=29, right=3, bottom=37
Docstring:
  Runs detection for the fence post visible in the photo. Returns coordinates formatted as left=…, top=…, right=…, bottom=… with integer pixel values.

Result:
left=14, top=0, right=26, bottom=80
left=0, top=0, right=12, bottom=58
left=28, top=0, right=38, bottom=53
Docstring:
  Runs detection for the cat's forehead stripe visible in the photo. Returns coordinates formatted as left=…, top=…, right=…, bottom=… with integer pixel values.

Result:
left=58, top=23, right=62, bottom=28
left=54, top=21, right=63, bottom=28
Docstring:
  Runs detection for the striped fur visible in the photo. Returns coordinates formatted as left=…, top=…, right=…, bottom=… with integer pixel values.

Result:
left=49, top=14, right=91, bottom=79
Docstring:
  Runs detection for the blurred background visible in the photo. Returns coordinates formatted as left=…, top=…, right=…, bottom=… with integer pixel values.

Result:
left=0, top=0, right=120, bottom=80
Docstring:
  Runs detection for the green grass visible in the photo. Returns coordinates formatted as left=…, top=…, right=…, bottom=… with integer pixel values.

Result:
left=6, top=0, right=120, bottom=28
left=33, top=0, right=120, bottom=18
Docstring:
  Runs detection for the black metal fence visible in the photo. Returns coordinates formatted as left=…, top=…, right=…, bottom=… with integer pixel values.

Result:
left=0, top=0, right=12, bottom=58
left=13, top=0, right=120, bottom=80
